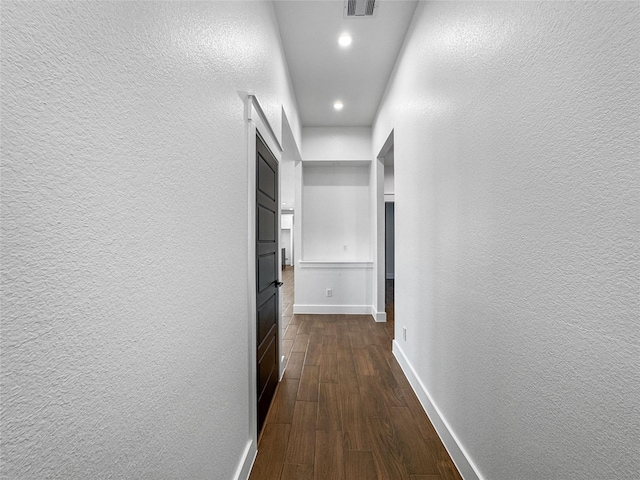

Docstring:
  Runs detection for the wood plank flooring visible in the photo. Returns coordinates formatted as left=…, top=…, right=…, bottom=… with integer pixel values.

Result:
left=250, top=269, right=461, bottom=480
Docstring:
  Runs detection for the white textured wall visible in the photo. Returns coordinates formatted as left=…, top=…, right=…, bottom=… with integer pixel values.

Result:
left=302, top=165, right=372, bottom=261
left=296, top=165, right=373, bottom=312
left=1, top=2, right=300, bottom=478
left=384, top=151, right=394, bottom=195
left=302, top=127, right=372, bottom=161
left=374, top=2, right=639, bottom=479
left=293, top=264, right=373, bottom=313
left=280, top=113, right=299, bottom=210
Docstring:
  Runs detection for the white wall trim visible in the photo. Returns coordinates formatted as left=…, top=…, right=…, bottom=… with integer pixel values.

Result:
left=293, top=304, right=374, bottom=315
left=232, top=440, right=257, bottom=480
left=392, top=341, right=484, bottom=480
left=248, top=95, right=282, bottom=154
left=371, top=306, right=387, bottom=323
left=298, top=261, right=373, bottom=269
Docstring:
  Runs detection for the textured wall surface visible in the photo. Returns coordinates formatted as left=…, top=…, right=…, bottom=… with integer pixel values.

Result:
left=302, top=165, right=372, bottom=261
left=293, top=265, right=374, bottom=313
left=296, top=164, right=373, bottom=312
left=1, top=2, right=300, bottom=478
left=302, top=127, right=372, bottom=161
left=296, top=127, right=375, bottom=313
left=373, top=2, right=639, bottom=479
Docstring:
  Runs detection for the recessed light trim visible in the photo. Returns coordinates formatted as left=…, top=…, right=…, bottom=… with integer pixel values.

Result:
left=333, top=101, right=344, bottom=111
left=338, top=34, right=352, bottom=47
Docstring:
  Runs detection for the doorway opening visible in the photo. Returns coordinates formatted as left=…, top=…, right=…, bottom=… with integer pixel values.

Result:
left=280, top=213, right=294, bottom=357
left=385, top=201, right=395, bottom=325
left=376, top=129, right=395, bottom=329
left=255, top=133, right=280, bottom=435
left=279, top=109, right=300, bottom=377
left=383, top=142, right=395, bottom=333
left=280, top=263, right=295, bottom=363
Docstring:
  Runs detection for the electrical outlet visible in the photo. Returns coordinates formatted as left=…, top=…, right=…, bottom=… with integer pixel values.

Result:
left=403, top=326, right=407, bottom=341
left=326, top=288, right=332, bottom=297
left=343, top=244, right=348, bottom=251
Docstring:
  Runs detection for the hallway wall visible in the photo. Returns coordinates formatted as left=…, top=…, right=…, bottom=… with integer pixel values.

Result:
left=295, top=127, right=375, bottom=315
left=373, top=2, right=639, bottom=480
left=1, top=2, right=300, bottom=478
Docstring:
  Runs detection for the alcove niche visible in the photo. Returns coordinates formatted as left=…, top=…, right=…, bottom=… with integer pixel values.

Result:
left=294, top=160, right=374, bottom=315
left=293, top=127, right=375, bottom=315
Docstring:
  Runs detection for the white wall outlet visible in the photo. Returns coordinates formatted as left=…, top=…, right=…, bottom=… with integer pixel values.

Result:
left=403, top=326, right=407, bottom=341
left=326, top=288, right=332, bottom=297
left=343, top=244, right=348, bottom=251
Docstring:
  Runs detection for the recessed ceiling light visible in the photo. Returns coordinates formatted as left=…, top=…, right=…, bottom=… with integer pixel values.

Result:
left=333, top=101, right=344, bottom=111
left=338, top=34, right=352, bottom=47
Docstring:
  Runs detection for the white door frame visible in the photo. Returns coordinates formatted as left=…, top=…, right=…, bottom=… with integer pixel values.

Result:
left=374, top=129, right=394, bottom=323
left=244, top=94, right=282, bottom=473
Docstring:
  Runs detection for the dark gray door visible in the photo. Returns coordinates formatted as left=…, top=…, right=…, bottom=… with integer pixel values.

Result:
left=255, top=134, right=280, bottom=434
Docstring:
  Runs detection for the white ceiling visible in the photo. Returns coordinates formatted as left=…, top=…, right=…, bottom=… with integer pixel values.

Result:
left=273, top=0, right=418, bottom=127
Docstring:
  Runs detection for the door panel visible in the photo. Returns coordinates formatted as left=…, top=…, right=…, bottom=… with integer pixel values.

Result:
left=258, top=158, right=276, bottom=200
left=257, top=294, right=277, bottom=347
left=257, top=205, right=276, bottom=242
left=257, top=253, right=277, bottom=293
left=257, top=335, right=276, bottom=397
left=255, top=134, right=279, bottom=435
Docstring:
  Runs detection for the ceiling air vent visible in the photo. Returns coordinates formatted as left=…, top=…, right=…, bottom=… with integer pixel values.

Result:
left=345, top=0, right=377, bottom=18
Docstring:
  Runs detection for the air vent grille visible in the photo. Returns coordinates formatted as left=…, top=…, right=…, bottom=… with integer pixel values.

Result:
left=346, top=0, right=376, bottom=17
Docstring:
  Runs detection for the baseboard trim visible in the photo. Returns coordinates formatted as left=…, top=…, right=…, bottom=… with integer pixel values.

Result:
left=232, top=439, right=256, bottom=480
left=293, top=304, right=372, bottom=315
left=297, top=261, right=373, bottom=269
left=370, top=306, right=387, bottom=323
left=392, top=341, right=483, bottom=480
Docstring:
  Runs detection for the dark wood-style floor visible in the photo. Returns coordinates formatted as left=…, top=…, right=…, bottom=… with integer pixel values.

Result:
left=250, top=268, right=462, bottom=480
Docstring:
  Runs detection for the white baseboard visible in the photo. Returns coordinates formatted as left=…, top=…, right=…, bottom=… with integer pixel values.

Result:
left=233, top=439, right=256, bottom=480
left=392, top=341, right=483, bottom=480
left=293, top=304, right=372, bottom=315
left=370, top=306, right=387, bottom=323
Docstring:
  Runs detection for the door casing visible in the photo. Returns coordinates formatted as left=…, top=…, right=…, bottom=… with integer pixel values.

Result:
left=255, top=132, right=280, bottom=434
left=245, top=96, right=283, bottom=455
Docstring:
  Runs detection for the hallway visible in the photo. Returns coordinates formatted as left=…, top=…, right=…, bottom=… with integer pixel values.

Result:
left=250, top=271, right=461, bottom=479
left=2, top=2, right=638, bottom=479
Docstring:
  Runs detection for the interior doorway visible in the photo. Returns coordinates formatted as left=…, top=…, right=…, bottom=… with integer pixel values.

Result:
left=255, top=133, right=280, bottom=435
left=279, top=110, right=300, bottom=376
left=279, top=214, right=294, bottom=354
left=279, top=264, right=295, bottom=367
left=385, top=201, right=395, bottom=324
left=383, top=142, right=395, bottom=329
left=376, top=129, right=395, bottom=329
